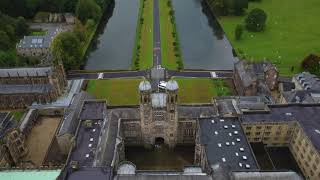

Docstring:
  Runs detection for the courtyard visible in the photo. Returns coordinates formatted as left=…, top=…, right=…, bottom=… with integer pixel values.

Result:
left=22, top=116, right=61, bottom=166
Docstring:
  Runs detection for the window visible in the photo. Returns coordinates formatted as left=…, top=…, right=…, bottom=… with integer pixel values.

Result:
left=255, top=132, right=261, bottom=136
left=276, top=131, right=281, bottom=135
left=254, top=138, right=260, bottom=141
left=256, top=126, right=262, bottom=130
left=265, top=132, right=271, bottom=136
left=266, top=126, right=272, bottom=130
left=246, top=132, right=251, bottom=136
left=246, top=126, right=252, bottom=130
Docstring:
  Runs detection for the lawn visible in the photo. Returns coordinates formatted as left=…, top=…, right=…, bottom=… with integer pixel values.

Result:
left=159, top=0, right=180, bottom=70
left=86, top=79, right=142, bottom=105
left=218, top=0, right=320, bottom=76
left=132, top=0, right=153, bottom=70
left=30, top=29, right=47, bottom=36
left=173, top=78, right=231, bottom=103
left=11, top=111, right=25, bottom=122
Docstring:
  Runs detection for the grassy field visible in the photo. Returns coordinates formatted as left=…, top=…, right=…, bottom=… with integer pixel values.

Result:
left=160, top=0, right=179, bottom=70
left=11, top=111, right=25, bottom=122
left=30, top=29, right=47, bottom=36
left=132, top=0, right=153, bottom=70
left=86, top=79, right=142, bottom=105
left=174, top=78, right=231, bottom=103
left=218, top=0, right=320, bottom=76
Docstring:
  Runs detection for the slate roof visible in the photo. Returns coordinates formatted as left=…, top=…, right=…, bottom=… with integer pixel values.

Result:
left=178, top=105, right=215, bottom=119
left=17, top=28, right=61, bottom=49
left=0, top=112, right=16, bottom=139
left=199, top=118, right=258, bottom=170
left=80, top=101, right=106, bottom=120
left=282, top=90, right=316, bottom=103
left=115, top=174, right=212, bottom=180
left=0, top=67, right=53, bottom=77
left=231, top=171, right=303, bottom=180
left=294, top=72, right=320, bottom=90
left=235, top=61, right=256, bottom=88
left=0, top=84, right=54, bottom=94
left=242, top=104, right=320, bottom=153
left=57, top=92, right=93, bottom=136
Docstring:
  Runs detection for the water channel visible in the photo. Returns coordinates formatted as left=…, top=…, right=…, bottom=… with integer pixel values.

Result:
left=84, top=0, right=139, bottom=70
left=172, top=0, right=237, bottom=70
left=84, top=0, right=237, bottom=70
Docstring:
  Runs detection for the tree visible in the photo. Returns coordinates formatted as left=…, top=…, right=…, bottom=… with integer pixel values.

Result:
left=233, top=0, right=248, bottom=15
left=74, top=20, right=87, bottom=42
left=15, top=16, right=29, bottom=37
left=0, top=31, right=11, bottom=50
left=52, top=32, right=82, bottom=70
left=76, top=0, right=102, bottom=23
left=245, top=8, right=267, bottom=32
left=301, top=54, right=320, bottom=76
left=235, top=24, right=243, bottom=40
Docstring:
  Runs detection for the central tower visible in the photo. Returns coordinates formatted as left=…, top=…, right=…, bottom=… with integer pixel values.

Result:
left=139, top=80, right=179, bottom=148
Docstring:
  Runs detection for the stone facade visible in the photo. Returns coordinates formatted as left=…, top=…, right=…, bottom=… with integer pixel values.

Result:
left=233, top=60, right=278, bottom=96
left=0, top=64, right=67, bottom=110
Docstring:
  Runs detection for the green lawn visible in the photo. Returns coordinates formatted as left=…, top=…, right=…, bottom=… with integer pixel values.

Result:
left=160, top=0, right=180, bottom=70
left=218, top=0, right=320, bottom=76
left=86, top=79, right=142, bottom=105
left=11, top=111, right=25, bottom=123
left=173, top=78, right=231, bottom=103
left=30, top=29, right=47, bottom=36
left=132, top=0, right=153, bottom=70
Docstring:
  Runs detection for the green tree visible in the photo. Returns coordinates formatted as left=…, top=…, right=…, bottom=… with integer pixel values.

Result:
left=245, top=8, right=267, bottom=32
left=74, top=20, right=87, bottom=42
left=0, top=31, right=11, bottom=50
left=233, top=0, right=248, bottom=15
left=15, top=16, right=29, bottom=37
left=235, top=24, right=243, bottom=40
left=52, top=32, right=81, bottom=70
left=76, top=0, right=102, bottom=23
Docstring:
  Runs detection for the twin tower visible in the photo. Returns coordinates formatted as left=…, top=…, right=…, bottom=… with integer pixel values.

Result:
left=138, top=80, right=179, bottom=148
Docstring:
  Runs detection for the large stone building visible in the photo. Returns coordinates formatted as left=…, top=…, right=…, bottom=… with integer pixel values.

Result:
left=57, top=79, right=320, bottom=180
left=233, top=60, right=278, bottom=97
left=0, top=64, right=67, bottom=110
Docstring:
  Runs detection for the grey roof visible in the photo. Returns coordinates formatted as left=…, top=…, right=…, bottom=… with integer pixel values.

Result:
left=0, top=84, right=54, bottom=94
left=17, top=28, right=62, bottom=49
left=281, top=82, right=295, bottom=92
left=282, top=90, right=316, bottom=103
left=57, top=92, right=93, bottom=136
left=0, top=112, right=16, bottom=139
left=80, top=101, right=107, bottom=120
left=231, top=171, right=303, bottom=180
left=0, top=67, right=53, bottom=77
left=115, top=174, right=212, bottom=180
left=199, top=118, right=258, bottom=170
left=242, top=104, right=320, bottom=153
left=178, top=105, right=215, bottom=119
left=294, top=72, right=320, bottom=90
left=138, top=80, right=151, bottom=91
left=235, top=61, right=256, bottom=88
left=151, top=93, right=167, bottom=108
left=166, top=80, right=179, bottom=91
left=67, top=167, right=113, bottom=180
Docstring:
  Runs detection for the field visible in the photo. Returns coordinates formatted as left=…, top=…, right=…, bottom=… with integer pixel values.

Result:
left=174, top=78, right=231, bottom=103
left=11, top=111, right=25, bottom=122
left=132, top=0, right=153, bottom=70
left=86, top=79, right=142, bottom=105
left=23, top=116, right=61, bottom=166
left=219, top=0, right=320, bottom=76
left=160, top=0, right=180, bottom=70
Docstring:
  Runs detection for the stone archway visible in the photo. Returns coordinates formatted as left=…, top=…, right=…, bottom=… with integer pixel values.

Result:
left=155, top=137, right=165, bottom=145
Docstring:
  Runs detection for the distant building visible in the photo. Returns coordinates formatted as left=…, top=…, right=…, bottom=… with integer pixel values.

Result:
left=233, top=60, right=278, bottom=97
left=0, top=64, right=67, bottom=110
left=16, top=27, right=64, bottom=57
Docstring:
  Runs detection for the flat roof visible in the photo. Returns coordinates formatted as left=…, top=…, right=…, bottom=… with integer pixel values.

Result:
left=80, top=101, right=106, bottom=120
left=199, top=117, right=258, bottom=170
left=242, top=104, right=320, bottom=152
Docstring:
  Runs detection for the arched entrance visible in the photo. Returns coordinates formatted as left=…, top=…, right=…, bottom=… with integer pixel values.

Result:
left=155, top=137, right=165, bottom=145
